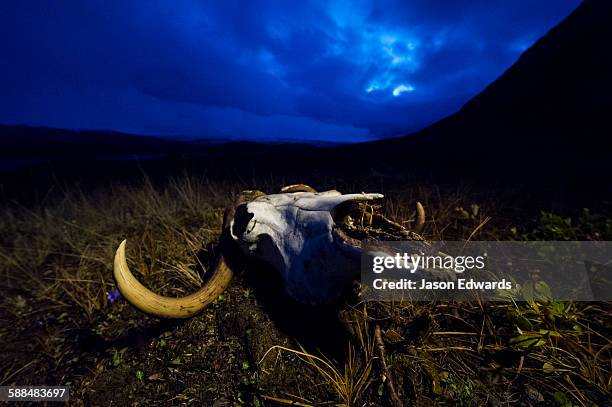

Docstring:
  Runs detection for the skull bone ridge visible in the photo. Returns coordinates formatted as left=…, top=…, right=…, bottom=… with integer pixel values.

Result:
left=229, top=190, right=383, bottom=304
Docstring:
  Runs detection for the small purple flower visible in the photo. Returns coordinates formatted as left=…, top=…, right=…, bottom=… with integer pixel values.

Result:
left=107, top=289, right=121, bottom=303
left=34, top=319, right=44, bottom=328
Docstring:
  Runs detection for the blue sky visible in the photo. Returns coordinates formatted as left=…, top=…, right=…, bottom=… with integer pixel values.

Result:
left=0, top=1, right=580, bottom=142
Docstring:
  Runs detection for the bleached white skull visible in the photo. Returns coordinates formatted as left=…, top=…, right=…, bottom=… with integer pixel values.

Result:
left=113, top=185, right=424, bottom=318
left=230, top=190, right=383, bottom=304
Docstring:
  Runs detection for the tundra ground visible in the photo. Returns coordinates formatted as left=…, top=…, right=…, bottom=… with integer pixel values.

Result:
left=0, top=174, right=610, bottom=406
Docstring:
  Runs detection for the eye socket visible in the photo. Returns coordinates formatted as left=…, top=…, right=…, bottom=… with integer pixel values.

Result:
left=231, top=204, right=255, bottom=237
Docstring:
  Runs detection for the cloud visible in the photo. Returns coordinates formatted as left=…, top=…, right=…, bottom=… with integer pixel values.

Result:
left=0, top=0, right=581, bottom=141
left=393, top=84, right=415, bottom=96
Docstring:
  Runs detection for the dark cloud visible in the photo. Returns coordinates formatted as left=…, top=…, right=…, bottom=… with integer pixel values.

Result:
left=0, top=0, right=580, bottom=141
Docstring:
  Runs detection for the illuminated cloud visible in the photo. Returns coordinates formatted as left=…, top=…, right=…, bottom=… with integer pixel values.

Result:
left=0, top=0, right=581, bottom=140
left=392, top=84, right=415, bottom=96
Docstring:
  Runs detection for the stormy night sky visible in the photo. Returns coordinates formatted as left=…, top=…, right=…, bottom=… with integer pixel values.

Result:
left=0, top=1, right=580, bottom=142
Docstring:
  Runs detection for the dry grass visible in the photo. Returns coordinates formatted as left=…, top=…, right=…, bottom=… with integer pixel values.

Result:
left=0, top=174, right=610, bottom=405
left=0, top=175, right=235, bottom=395
left=260, top=306, right=374, bottom=406
left=1, top=175, right=232, bottom=315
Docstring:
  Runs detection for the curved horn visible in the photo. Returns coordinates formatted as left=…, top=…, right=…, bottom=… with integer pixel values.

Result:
left=414, top=202, right=425, bottom=234
left=113, top=240, right=233, bottom=318
left=280, top=184, right=317, bottom=193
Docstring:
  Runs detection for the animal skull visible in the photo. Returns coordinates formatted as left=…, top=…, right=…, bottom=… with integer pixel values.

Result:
left=113, top=185, right=425, bottom=318
left=229, top=190, right=383, bottom=304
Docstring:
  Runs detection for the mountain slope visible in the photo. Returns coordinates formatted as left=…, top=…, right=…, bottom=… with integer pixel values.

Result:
left=0, top=125, right=193, bottom=159
left=367, top=0, right=612, bottom=173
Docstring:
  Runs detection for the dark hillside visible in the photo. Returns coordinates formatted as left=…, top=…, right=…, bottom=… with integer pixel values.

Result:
left=362, top=0, right=612, bottom=177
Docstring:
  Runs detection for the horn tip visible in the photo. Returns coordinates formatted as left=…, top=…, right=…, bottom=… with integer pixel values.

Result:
left=115, top=239, right=128, bottom=259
